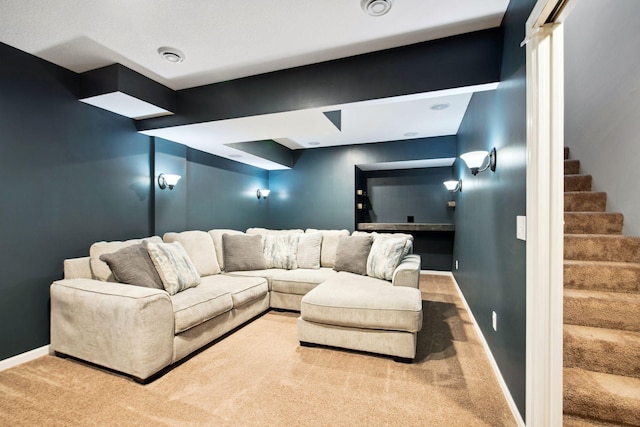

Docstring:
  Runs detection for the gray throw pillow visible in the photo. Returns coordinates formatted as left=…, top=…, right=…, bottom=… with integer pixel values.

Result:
left=222, top=234, right=267, bottom=272
left=333, top=235, right=373, bottom=276
left=99, top=243, right=164, bottom=289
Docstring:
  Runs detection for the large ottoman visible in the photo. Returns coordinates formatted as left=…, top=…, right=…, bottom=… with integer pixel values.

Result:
left=297, top=272, right=423, bottom=361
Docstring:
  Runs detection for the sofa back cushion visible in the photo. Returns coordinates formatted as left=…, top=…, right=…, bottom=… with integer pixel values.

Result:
left=305, top=229, right=350, bottom=268
left=333, top=235, right=373, bottom=276
left=163, top=230, right=220, bottom=277
left=264, top=234, right=299, bottom=269
left=246, top=228, right=304, bottom=236
left=297, top=232, right=322, bottom=269
left=146, top=241, right=201, bottom=295
left=99, top=243, right=164, bottom=289
left=222, top=234, right=267, bottom=272
left=208, top=229, right=244, bottom=271
left=89, top=236, right=162, bottom=282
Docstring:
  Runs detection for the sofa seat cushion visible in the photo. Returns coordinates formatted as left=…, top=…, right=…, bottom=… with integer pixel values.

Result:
left=201, top=274, right=268, bottom=308
left=225, top=269, right=287, bottom=290
left=271, top=268, right=338, bottom=295
left=170, top=279, right=233, bottom=334
left=300, top=272, right=423, bottom=333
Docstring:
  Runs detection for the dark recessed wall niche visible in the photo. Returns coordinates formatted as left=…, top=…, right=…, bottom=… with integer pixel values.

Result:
left=355, top=166, right=456, bottom=271
left=360, top=167, right=455, bottom=224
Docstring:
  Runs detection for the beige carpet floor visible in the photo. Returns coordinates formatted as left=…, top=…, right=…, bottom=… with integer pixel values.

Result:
left=0, top=274, right=517, bottom=426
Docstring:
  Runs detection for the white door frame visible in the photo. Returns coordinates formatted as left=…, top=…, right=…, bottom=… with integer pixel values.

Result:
left=524, top=1, right=574, bottom=425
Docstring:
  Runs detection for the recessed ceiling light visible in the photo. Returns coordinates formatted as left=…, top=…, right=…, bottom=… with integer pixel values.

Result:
left=158, top=47, right=185, bottom=63
left=361, top=0, right=393, bottom=17
left=228, top=154, right=242, bottom=158
left=404, top=132, right=418, bottom=137
left=308, top=141, right=321, bottom=146
left=431, top=103, right=450, bottom=111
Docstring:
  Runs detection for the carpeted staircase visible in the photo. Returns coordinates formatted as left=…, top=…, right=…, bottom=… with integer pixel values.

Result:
left=563, top=147, right=640, bottom=427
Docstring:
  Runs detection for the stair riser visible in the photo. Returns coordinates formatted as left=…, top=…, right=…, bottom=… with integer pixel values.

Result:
left=564, top=213, right=623, bottom=235
left=564, top=175, right=593, bottom=192
left=565, top=160, right=581, bottom=175
left=565, top=295, right=640, bottom=332
left=564, top=263, right=640, bottom=293
left=564, top=328, right=640, bottom=379
left=565, top=192, right=607, bottom=212
left=564, top=236, right=640, bottom=263
left=564, top=368, right=640, bottom=426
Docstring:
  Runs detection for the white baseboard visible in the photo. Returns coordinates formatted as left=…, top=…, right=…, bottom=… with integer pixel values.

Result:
left=420, top=269, right=453, bottom=276
left=449, top=275, right=526, bottom=427
left=0, top=345, right=50, bottom=372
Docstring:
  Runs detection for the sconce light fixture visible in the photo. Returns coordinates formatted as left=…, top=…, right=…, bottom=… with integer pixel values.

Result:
left=460, top=148, right=497, bottom=175
left=257, top=189, right=271, bottom=200
left=443, top=180, right=462, bottom=192
left=158, top=173, right=181, bottom=190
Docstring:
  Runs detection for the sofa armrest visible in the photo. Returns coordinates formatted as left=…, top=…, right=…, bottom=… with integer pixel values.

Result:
left=64, top=257, right=92, bottom=279
left=50, top=278, right=174, bottom=381
left=391, top=254, right=421, bottom=289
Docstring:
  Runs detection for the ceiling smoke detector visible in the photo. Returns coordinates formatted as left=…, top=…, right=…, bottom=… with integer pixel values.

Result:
left=361, top=0, right=393, bottom=17
left=158, top=47, right=185, bottom=63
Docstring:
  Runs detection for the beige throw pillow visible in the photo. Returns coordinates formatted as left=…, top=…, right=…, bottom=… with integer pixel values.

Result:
left=367, top=235, right=413, bottom=280
left=145, top=241, right=201, bottom=295
left=264, top=234, right=299, bottom=270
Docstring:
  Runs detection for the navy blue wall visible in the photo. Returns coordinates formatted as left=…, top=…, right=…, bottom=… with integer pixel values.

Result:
left=0, top=42, right=268, bottom=361
left=452, top=0, right=535, bottom=418
left=268, top=136, right=456, bottom=230
left=0, top=42, right=152, bottom=360
left=186, top=148, right=269, bottom=231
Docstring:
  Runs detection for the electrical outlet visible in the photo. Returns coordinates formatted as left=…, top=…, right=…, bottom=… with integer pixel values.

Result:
left=455, top=260, right=459, bottom=270
left=516, top=216, right=526, bottom=241
left=492, top=311, right=497, bottom=331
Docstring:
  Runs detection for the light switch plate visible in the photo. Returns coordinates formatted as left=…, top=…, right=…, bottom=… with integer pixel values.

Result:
left=517, top=215, right=526, bottom=241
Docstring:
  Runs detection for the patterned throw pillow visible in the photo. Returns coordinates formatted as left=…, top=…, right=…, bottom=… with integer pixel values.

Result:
left=222, top=234, right=268, bottom=272
left=99, top=243, right=164, bottom=289
left=297, top=232, right=322, bottom=269
left=264, top=234, right=299, bottom=269
left=366, top=236, right=412, bottom=281
left=145, top=241, right=201, bottom=295
left=333, top=235, right=373, bottom=276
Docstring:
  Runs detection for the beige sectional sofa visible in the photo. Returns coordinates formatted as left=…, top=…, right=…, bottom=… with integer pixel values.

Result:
left=50, top=228, right=422, bottom=382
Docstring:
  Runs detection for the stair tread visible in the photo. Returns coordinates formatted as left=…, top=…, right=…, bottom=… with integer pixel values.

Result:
left=564, top=368, right=640, bottom=425
left=565, top=323, right=640, bottom=342
left=564, top=259, right=640, bottom=269
left=565, top=234, right=640, bottom=245
left=564, top=414, right=630, bottom=427
left=565, top=191, right=607, bottom=195
left=565, top=212, right=623, bottom=216
left=565, top=288, right=640, bottom=302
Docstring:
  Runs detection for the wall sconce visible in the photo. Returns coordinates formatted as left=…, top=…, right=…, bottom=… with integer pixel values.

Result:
left=460, top=148, right=497, bottom=175
left=158, top=173, right=181, bottom=190
left=443, top=180, right=462, bottom=192
left=257, top=189, right=271, bottom=199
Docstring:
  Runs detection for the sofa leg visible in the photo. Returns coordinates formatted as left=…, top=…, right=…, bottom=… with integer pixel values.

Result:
left=299, top=341, right=319, bottom=348
left=393, top=356, right=414, bottom=364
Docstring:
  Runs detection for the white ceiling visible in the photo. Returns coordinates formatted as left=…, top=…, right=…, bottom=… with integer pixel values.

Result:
left=0, top=0, right=509, bottom=169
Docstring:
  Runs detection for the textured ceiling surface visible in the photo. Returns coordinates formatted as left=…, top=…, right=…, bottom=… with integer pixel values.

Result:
left=0, top=1, right=509, bottom=169
left=0, top=0, right=508, bottom=90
